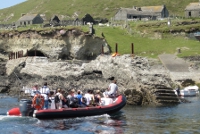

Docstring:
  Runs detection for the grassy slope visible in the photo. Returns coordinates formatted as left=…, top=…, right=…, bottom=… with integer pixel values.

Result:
left=0, top=0, right=199, bottom=23
left=0, top=0, right=200, bottom=59
left=91, top=25, right=200, bottom=58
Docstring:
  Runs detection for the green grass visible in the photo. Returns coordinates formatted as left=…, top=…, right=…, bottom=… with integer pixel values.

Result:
left=1, top=19, right=200, bottom=59
left=0, top=0, right=199, bottom=24
left=90, top=25, right=200, bottom=59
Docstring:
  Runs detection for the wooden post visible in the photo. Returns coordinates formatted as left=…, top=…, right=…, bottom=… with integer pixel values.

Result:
left=131, top=43, right=134, bottom=54
left=16, top=52, right=18, bottom=59
left=12, top=52, right=14, bottom=59
left=11, top=52, right=13, bottom=60
left=178, top=48, right=181, bottom=53
left=27, top=49, right=28, bottom=57
left=102, top=44, right=104, bottom=54
left=115, top=43, right=118, bottom=53
left=9, top=52, right=11, bottom=60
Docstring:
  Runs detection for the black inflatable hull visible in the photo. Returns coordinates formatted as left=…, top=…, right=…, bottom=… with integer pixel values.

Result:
left=34, top=95, right=126, bottom=119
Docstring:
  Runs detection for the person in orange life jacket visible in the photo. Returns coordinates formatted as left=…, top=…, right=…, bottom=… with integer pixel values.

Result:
left=39, top=82, right=50, bottom=109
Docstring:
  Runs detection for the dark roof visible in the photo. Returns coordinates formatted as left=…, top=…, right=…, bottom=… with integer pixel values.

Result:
left=18, top=14, right=39, bottom=21
left=185, top=2, right=200, bottom=10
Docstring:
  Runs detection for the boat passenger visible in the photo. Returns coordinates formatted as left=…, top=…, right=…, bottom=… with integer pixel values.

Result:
left=76, top=90, right=86, bottom=107
left=48, top=90, right=56, bottom=109
left=176, top=85, right=180, bottom=96
left=89, top=90, right=95, bottom=106
left=55, top=88, right=66, bottom=109
left=40, top=82, right=50, bottom=109
left=94, top=90, right=102, bottom=106
left=31, top=83, right=41, bottom=97
left=107, top=79, right=119, bottom=98
left=67, top=89, right=78, bottom=108
left=103, top=88, right=110, bottom=98
left=84, top=90, right=92, bottom=106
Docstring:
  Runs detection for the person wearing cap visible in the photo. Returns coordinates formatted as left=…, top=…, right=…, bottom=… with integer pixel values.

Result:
left=107, top=79, right=119, bottom=98
left=40, top=82, right=50, bottom=109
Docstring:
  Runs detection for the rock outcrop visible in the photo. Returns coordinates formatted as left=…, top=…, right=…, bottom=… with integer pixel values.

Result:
left=0, top=29, right=196, bottom=106
left=0, top=28, right=110, bottom=60
left=3, top=54, right=180, bottom=105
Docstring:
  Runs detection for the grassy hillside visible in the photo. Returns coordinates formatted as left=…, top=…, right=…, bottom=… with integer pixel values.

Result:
left=91, top=25, right=200, bottom=59
left=0, top=0, right=199, bottom=23
left=0, top=0, right=200, bottom=59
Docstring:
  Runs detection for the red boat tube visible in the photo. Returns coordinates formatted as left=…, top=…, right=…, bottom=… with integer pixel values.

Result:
left=7, top=107, right=21, bottom=116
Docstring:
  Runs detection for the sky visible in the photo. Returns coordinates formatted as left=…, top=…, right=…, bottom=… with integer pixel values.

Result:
left=0, top=0, right=26, bottom=9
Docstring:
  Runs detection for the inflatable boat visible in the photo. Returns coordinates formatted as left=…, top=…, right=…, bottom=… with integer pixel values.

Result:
left=174, top=85, right=199, bottom=97
left=7, top=95, right=126, bottom=119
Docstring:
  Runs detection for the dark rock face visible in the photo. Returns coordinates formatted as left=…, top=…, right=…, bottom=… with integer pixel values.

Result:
left=0, top=62, right=9, bottom=93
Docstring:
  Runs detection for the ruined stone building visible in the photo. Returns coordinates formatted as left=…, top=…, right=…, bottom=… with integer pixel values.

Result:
left=16, top=14, right=44, bottom=26
left=185, top=2, right=200, bottom=18
left=114, top=5, right=169, bottom=21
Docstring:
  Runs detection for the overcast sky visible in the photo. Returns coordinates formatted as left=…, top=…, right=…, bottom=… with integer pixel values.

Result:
left=0, top=0, right=26, bottom=9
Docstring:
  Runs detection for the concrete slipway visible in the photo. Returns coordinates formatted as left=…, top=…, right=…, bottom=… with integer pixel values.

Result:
left=158, top=54, right=200, bottom=82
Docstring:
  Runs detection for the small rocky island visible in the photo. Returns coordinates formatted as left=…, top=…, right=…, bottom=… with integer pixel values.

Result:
left=0, top=28, right=199, bottom=105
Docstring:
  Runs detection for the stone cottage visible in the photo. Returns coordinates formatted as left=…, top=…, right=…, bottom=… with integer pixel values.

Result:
left=16, top=14, right=44, bottom=26
left=82, top=14, right=95, bottom=24
left=185, top=2, right=200, bottom=18
left=114, top=5, right=169, bottom=20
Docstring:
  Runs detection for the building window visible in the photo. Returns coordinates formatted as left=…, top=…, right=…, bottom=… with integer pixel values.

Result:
left=28, top=21, right=30, bottom=24
left=189, top=11, right=191, bottom=17
left=127, top=14, right=132, bottom=19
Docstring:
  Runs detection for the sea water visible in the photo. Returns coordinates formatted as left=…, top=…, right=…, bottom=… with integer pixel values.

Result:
left=0, top=94, right=200, bottom=134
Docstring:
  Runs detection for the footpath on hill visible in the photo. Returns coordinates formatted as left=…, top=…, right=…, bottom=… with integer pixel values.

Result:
left=158, top=54, right=200, bottom=82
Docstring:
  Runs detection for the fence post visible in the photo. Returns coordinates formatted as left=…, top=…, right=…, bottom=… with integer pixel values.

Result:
left=10, top=52, right=13, bottom=60
left=16, top=52, right=18, bottom=59
left=101, top=44, right=104, bottom=54
left=27, top=49, right=28, bottom=57
left=131, top=43, right=134, bottom=57
left=115, top=43, right=118, bottom=53
left=12, top=52, right=14, bottom=59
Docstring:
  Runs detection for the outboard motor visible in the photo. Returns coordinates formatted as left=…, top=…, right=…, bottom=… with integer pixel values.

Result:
left=19, top=99, right=32, bottom=116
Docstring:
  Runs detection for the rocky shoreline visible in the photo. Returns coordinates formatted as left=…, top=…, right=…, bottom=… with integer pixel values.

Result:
left=1, top=54, right=197, bottom=105
left=0, top=29, right=199, bottom=106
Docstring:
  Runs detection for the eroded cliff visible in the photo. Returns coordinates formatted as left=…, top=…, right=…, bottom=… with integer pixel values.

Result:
left=0, top=28, right=110, bottom=61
